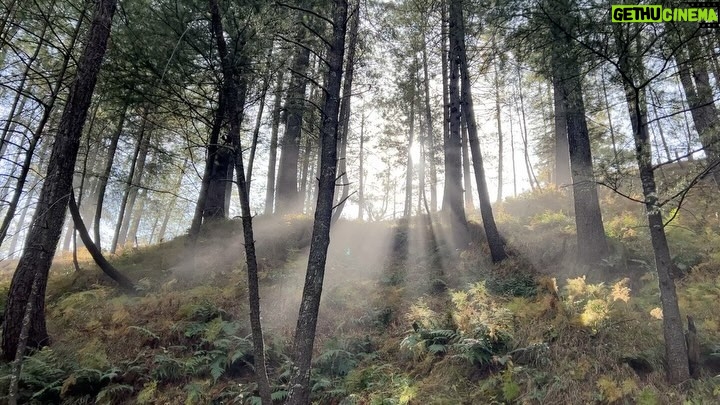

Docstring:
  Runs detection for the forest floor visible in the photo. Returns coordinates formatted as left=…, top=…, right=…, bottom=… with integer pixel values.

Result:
left=2, top=185, right=720, bottom=404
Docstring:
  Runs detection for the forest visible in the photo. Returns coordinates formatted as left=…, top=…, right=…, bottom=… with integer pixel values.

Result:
left=1, top=0, right=720, bottom=403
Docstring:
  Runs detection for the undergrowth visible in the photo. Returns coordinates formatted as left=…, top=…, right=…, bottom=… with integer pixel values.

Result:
left=1, top=188, right=720, bottom=404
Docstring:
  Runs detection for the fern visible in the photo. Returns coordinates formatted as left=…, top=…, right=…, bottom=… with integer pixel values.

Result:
left=96, top=383, right=134, bottom=404
left=152, top=354, right=186, bottom=382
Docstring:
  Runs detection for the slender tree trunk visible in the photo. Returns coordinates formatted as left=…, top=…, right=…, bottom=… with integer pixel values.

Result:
left=440, top=0, right=450, bottom=209
left=600, top=67, right=620, bottom=165
left=553, top=77, right=571, bottom=186
left=68, top=193, right=134, bottom=290
left=127, top=188, right=146, bottom=246
left=675, top=40, right=720, bottom=185
left=7, top=268, right=40, bottom=405
left=404, top=75, right=415, bottom=219
left=94, top=102, right=128, bottom=249
left=299, top=136, right=312, bottom=211
left=276, top=31, right=311, bottom=214
left=442, top=0, right=467, bottom=243
left=1, top=0, right=118, bottom=360
left=111, top=111, right=147, bottom=254
left=208, top=1, right=271, bottom=402
left=357, top=112, right=365, bottom=220
left=8, top=187, right=34, bottom=258
left=509, top=108, right=517, bottom=196
left=158, top=159, right=187, bottom=243
left=461, top=112, right=474, bottom=210
left=286, top=2, right=347, bottom=402
left=247, top=81, right=269, bottom=190
left=616, top=30, right=689, bottom=383
left=495, top=61, right=504, bottom=203
left=517, top=73, right=539, bottom=190
left=331, top=2, right=360, bottom=222
left=264, top=72, right=284, bottom=215
left=0, top=2, right=86, bottom=247
left=421, top=36, right=437, bottom=212
left=0, top=9, right=52, bottom=159
left=452, top=0, right=506, bottom=262
left=649, top=90, right=672, bottom=162
left=117, top=118, right=151, bottom=248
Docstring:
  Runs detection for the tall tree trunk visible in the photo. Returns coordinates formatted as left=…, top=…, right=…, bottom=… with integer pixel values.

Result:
left=286, top=1, right=347, bottom=402
left=404, top=73, right=415, bottom=219
left=549, top=0, right=608, bottom=263
left=442, top=0, right=467, bottom=244
left=517, top=73, right=539, bottom=190
left=264, top=72, right=284, bottom=215
left=440, top=0, right=451, bottom=208
left=94, top=101, right=128, bottom=249
left=111, top=110, right=147, bottom=254
left=675, top=39, right=720, bottom=185
left=600, top=67, right=620, bottom=166
left=8, top=188, right=34, bottom=258
left=117, top=120, right=152, bottom=248
left=247, top=79, right=269, bottom=190
left=207, top=0, right=271, bottom=402
left=649, top=90, right=672, bottom=163
left=1, top=0, right=117, bottom=360
left=616, top=29, right=690, bottom=383
left=552, top=77, right=571, bottom=186
left=495, top=61, right=504, bottom=203
left=190, top=92, right=226, bottom=236
left=461, top=112, right=474, bottom=210
left=421, top=35, right=437, bottom=212
left=509, top=108, right=517, bottom=196
left=276, top=32, right=311, bottom=214
left=452, top=0, right=506, bottom=262
left=357, top=112, right=365, bottom=220
left=299, top=136, right=313, bottom=211
left=331, top=2, right=360, bottom=222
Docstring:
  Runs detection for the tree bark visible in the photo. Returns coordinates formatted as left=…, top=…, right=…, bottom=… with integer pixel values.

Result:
left=549, top=0, right=608, bottom=263
left=331, top=2, right=360, bottom=222
left=452, top=0, right=506, bottom=262
left=286, top=1, right=347, bottom=403
left=615, top=27, right=690, bottom=384
left=421, top=35, right=437, bottom=212
left=190, top=92, right=226, bottom=236
left=2, top=0, right=118, bottom=360
left=552, top=76, right=571, bottom=186
left=94, top=101, right=128, bottom=249
left=276, top=31, right=311, bottom=214
left=404, top=70, right=415, bottom=219
left=247, top=79, right=270, bottom=190
left=264, top=72, right=284, bottom=215
left=517, top=73, right=539, bottom=190
left=675, top=39, right=720, bottom=186
left=495, top=60, right=504, bottom=203
left=111, top=109, right=148, bottom=253
left=442, top=0, right=467, bottom=244
left=68, top=193, right=135, bottom=291
left=461, top=112, right=474, bottom=210
left=207, top=0, right=272, bottom=402
left=357, top=112, right=365, bottom=220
